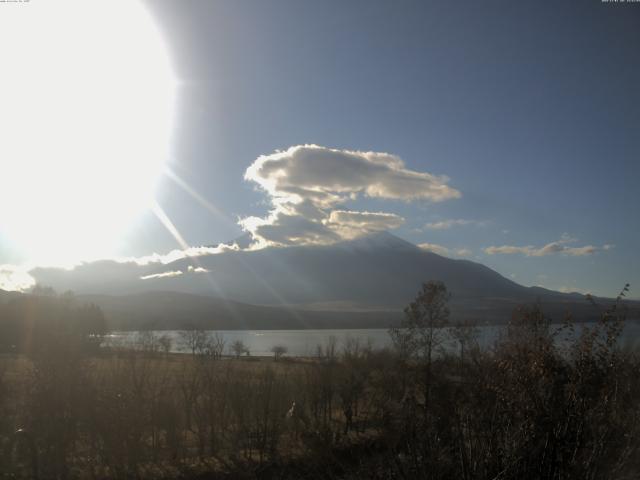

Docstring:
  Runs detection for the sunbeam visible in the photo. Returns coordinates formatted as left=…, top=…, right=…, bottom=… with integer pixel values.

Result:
left=164, top=167, right=232, bottom=225
left=151, top=202, right=190, bottom=253
left=151, top=201, right=248, bottom=328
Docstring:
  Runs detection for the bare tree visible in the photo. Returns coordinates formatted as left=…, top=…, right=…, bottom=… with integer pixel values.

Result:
left=389, top=281, right=450, bottom=406
left=135, top=331, right=160, bottom=354
left=206, top=332, right=226, bottom=359
left=315, top=335, right=338, bottom=363
left=271, top=345, right=287, bottom=361
left=231, top=339, right=248, bottom=359
left=449, top=319, right=479, bottom=375
left=158, top=334, right=172, bottom=355
left=179, top=329, right=208, bottom=356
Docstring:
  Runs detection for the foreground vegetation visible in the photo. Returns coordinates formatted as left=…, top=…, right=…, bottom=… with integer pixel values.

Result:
left=0, top=283, right=639, bottom=479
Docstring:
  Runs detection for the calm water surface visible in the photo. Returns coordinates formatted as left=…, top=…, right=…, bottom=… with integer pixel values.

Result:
left=105, top=320, right=640, bottom=357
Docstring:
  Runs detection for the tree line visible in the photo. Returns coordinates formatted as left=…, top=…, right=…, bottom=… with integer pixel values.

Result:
left=0, top=289, right=107, bottom=355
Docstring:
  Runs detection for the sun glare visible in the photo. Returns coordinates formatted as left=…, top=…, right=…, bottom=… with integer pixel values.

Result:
left=0, top=0, right=175, bottom=265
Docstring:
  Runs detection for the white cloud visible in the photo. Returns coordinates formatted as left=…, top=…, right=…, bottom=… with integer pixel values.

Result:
left=485, top=245, right=533, bottom=256
left=557, top=286, right=592, bottom=295
left=563, top=245, right=599, bottom=256
left=239, top=212, right=340, bottom=247
left=123, top=243, right=240, bottom=266
left=418, top=243, right=472, bottom=258
left=241, top=144, right=461, bottom=247
left=188, top=265, right=210, bottom=273
left=327, top=210, right=405, bottom=239
left=424, top=219, right=486, bottom=230
left=245, top=144, right=461, bottom=204
left=140, top=270, right=183, bottom=280
left=418, top=243, right=450, bottom=256
left=0, top=242, right=239, bottom=292
left=484, top=234, right=609, bottom=257
left=0, top=264, right=35, bottom=291
left=535, top=284, right=592, bottom=295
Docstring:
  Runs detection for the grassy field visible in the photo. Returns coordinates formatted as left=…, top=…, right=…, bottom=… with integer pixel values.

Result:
left=1, top=347, right=384, bottom=479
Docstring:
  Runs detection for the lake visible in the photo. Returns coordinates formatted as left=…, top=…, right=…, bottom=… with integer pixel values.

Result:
left=105, top=320, right=640, bottom=357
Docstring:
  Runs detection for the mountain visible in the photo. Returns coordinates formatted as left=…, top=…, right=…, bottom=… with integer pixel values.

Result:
left=144, top=231, right=531, bottom=307
left=0, top=288, right=23, bottom=303
left=29, top=232, right=637, bottom=329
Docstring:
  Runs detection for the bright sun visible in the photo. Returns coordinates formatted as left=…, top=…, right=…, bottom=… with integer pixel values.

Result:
left=0, top=0, right=175, bottom=265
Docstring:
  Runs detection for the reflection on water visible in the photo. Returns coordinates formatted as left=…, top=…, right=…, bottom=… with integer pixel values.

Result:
left=104, top=320, right=640, bottom=357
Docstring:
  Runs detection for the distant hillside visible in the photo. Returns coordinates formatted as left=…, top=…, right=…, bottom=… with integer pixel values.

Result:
left=0, top=289, right=23, bottom=303
left=77, top=291, right=402, bottom=331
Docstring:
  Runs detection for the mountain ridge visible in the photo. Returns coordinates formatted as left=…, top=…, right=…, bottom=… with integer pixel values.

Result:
left=20, top=232, right=638, bottom=329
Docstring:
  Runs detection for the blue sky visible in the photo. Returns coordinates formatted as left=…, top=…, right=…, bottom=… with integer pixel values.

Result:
left=1, top=0, right=639, bottom=298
